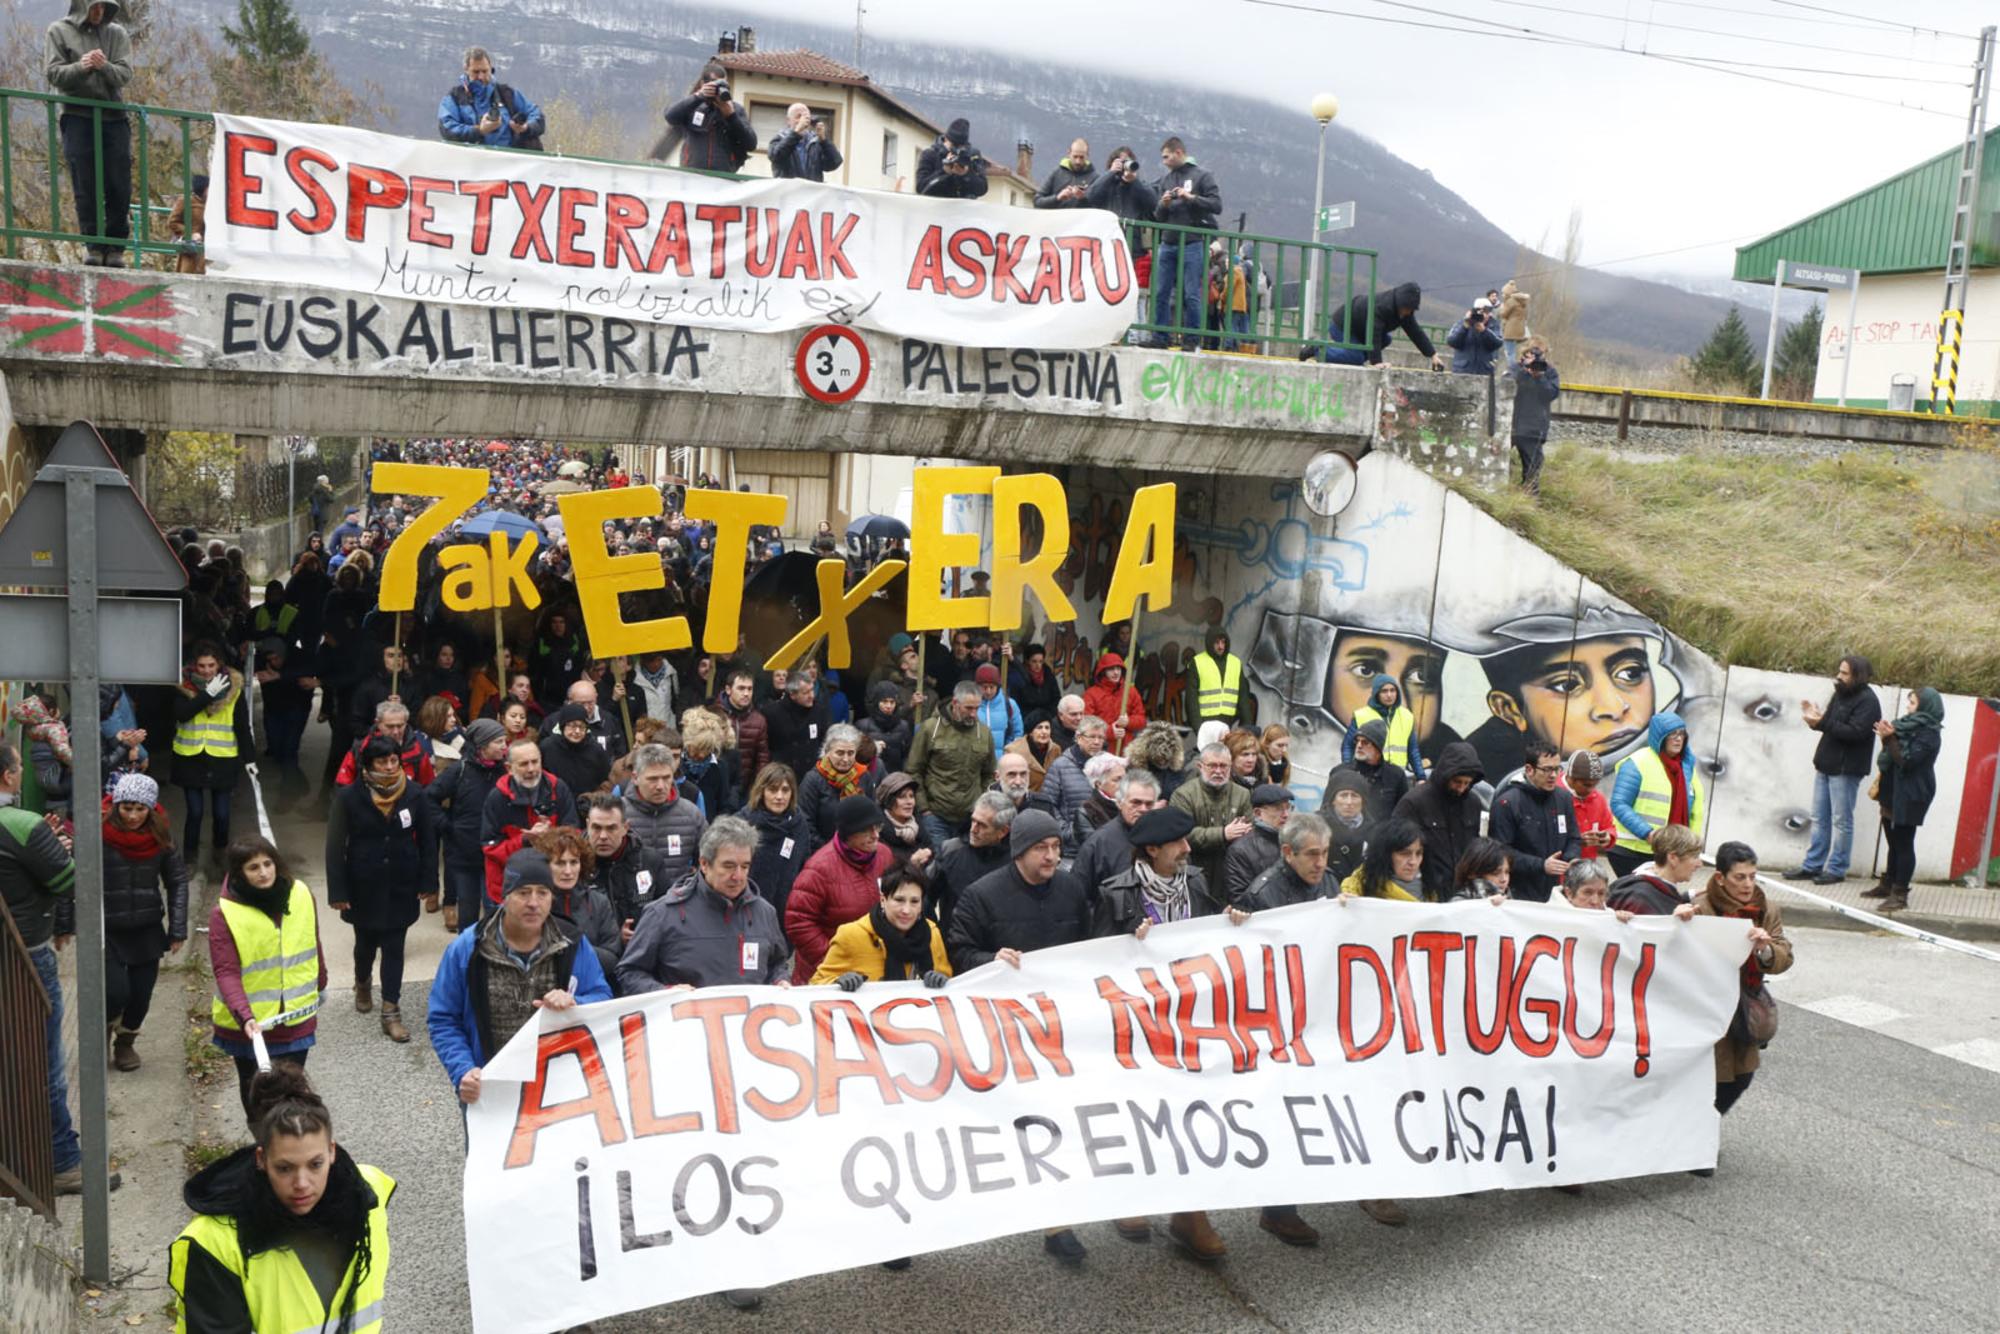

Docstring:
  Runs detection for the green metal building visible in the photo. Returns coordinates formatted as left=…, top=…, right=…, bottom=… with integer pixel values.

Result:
left=1734, top=130, right=2000, bottom=416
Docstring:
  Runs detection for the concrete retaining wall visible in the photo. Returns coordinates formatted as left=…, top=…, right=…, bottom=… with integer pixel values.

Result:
left=218, top=476, right=365, bottom=584
left=0, top=1199, right=78, bottom=1334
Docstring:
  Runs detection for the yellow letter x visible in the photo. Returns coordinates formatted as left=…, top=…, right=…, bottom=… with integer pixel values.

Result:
left=764, top=558, right=907, bottom=671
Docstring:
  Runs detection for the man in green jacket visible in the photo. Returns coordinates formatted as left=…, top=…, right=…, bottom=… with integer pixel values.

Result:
left=45, top=0, right=135, bottom=266
left=906, top=681, right=995, bottom=848
left=1169, top=742, right=1251, bottom=913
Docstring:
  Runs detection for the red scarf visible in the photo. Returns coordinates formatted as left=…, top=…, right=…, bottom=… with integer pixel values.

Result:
left=101, top=799, right=163, bottom=860
left=815, top=758, right=864, bottom=799
left=1662, top=750, right=1689, bottom=826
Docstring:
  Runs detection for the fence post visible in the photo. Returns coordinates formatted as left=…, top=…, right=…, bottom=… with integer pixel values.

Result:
left=1617, top=390, right=1633, bottom=442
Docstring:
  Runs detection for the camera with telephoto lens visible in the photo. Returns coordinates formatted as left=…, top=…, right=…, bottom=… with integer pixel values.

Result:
left=945, top=144, right=977, bottom=169
left=710, top=80, right=731, bottom=101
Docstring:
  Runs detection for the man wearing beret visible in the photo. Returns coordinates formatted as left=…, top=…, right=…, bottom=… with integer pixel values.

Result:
left=1223, top=783, right=1293, bottom=904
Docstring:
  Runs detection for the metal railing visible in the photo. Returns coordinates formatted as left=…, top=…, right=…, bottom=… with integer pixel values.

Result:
left=0, top=87, right=211, bottom=266
left=0, top=898, right=55, bottom=1218
left=0, top=86, right=1396, bottom=358
left=1124, top=219, right=1380, bottom=356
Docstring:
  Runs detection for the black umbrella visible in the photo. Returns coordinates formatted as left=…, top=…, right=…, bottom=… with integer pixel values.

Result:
left=845, top=514, right=910, bottom=543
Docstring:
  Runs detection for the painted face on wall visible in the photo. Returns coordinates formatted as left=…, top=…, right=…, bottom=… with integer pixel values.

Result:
left=1483, top=635, right=1657, bottom=759
left=1327, top=631, right=1446, bottom=743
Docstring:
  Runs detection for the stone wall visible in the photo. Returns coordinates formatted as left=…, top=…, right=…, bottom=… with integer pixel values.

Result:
left=0, top=1199, right=79, bottom=1334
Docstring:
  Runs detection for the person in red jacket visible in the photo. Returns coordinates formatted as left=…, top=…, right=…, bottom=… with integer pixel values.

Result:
left=784, top=795, right=893, bottom=984
left=1081, top=653, right=1146, bottom=756
left=331, top=702, right=436, bottom=789
left=1562, top=749, right=1617, bottom=861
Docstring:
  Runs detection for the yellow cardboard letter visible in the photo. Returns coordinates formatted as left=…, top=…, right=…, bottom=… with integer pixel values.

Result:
left=765, top=559, right=908, bottom=672
left=685, top=488, right=789, bottom=652
left=1102, top=483, right=1176, bottom=622
left=989, top=473, right=1076, bottom=632
left=557, top=486, right=688, bottom=657
left=906, top=465, right=999, bottom=631
left=437, top=543, right=491, bottom=612
left=372, top=461, right=488, bottom=612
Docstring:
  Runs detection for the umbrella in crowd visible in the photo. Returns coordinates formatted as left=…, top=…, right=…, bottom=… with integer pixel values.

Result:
left=535, top=478, right=590, bottom=495
left=846, top=514, right=910, bottom=542
left=461, top=509, right=543, bottom=549
left=557, top=459, right=590, bottom=478
left=482, top=440, right=511, bottom=455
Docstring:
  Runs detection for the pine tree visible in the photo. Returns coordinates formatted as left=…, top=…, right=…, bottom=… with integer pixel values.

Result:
left=1689, top=306, right=1762, bottom=396
left=221, top=0, right=310, bottom=70
left=1771, top=304, right=1824, bottom=402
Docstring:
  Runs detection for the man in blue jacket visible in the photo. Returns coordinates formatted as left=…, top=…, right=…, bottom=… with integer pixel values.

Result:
left=1447, top=299, right=1503, bottom=375
left=428, top=848, right=611, bottom=1117
left=438, top=47, right=545, bottom=151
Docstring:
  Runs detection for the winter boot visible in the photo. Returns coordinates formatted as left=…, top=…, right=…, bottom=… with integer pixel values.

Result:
left=1859, top=876, right=1892, bottom=899
left=112, top=1026, right=141, bottom=1073
left=443, top=902, right=460, bottom=932
left=1878, top=885, right=1911, bottom=914
left=354, top=979, right=373, bottom=1013
left=380, top=1003, right=410, bottom=1043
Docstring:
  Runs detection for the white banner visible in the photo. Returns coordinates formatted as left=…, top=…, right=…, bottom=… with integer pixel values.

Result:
left=465, top=899, right=1749, bottom=1333
left=205, top=116, right=1137, bottom=348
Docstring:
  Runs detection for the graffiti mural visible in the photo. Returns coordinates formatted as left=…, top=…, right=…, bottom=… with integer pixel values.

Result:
left=1035, top=454, right=1987, bottom=881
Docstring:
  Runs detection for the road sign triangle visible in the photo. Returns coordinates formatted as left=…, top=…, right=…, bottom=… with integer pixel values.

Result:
left=0, top=420, right=187, bottom=591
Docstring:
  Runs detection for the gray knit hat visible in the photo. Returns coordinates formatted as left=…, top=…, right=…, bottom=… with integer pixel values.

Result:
left=1009, top=808, right=1064, bottom=856
left=111, top=772, right=159, bottom=808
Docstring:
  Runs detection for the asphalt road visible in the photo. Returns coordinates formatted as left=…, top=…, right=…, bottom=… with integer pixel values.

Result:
left=290, top=825, right=2000, bottom=1334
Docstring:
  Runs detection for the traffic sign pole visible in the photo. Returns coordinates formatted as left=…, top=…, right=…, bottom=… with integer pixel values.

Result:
left=1761, top=259, right=1786, bottom=400
left=1839, top=281, right=1859, bottom=407
left=63, top=465, right=111, bottom=1283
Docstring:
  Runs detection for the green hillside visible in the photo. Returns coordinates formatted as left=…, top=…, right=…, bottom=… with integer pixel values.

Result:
left=1457, top=439, right=2000, bottom=697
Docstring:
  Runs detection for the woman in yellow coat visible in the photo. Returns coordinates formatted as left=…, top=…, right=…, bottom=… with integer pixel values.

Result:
left=812, top=865, right=953, bottom=989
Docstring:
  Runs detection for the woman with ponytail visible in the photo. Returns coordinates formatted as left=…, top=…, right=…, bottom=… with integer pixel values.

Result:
left=171, top=1067, right=395, bottom=1334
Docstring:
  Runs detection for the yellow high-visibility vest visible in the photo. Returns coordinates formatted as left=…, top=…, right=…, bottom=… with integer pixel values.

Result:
left=1192, top=652, right=1244, bottom=719
left=1354, top=704, right=1416, bottom=771
left=1613, top=746, right=1706, bottom=853
left=173, top=675, right=243, bottom=759
left=170, top=1163, right=395, bottom=1334
left=210, top=880, right=320, bottom=1033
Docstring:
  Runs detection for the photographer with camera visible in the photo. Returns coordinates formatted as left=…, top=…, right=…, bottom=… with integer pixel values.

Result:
left=916, top=118, right=990, bottom=200
left=1035, top=137, right=1097, bottom=209
left=1447, top=297, right=1503, bottom=376
left=768, top=102, right=843, bottom=182
left=1147, top=137, right=1222, bottom=350
left=1085, top=146, right=1154, bottom=292
left=663, top=60, right=756, bottom=173
left=1508, top=341, right=1562, bottom=495
left=439, top=47, right=545, bottom=151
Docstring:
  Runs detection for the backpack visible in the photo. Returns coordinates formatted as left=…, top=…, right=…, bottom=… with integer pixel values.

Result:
left=450, top=83, right=544, bottom=152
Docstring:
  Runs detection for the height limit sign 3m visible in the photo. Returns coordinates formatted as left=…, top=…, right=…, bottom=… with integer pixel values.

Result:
left=795, top=324, right=871, bottom=405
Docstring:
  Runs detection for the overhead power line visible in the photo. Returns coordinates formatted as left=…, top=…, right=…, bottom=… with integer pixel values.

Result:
left=1233, top=0, right=1964, bottom=118
left=1473, top=0, right=1971, bottom=69
left=1763, top=0, right=1979, bottom=41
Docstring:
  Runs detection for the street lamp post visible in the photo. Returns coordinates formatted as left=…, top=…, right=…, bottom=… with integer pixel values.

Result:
left=1304, top=92, right=1340, bottom=348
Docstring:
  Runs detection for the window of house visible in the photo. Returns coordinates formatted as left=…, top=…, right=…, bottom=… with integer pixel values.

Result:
left=881, top=129, right=900, bottom=179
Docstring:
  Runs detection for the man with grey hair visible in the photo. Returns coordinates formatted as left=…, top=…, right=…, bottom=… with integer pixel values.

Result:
left=333, top=696, right=437, bottom=788
left=931, top=791, right=1016, bottom=932
left=439, top=44, right=546, bottom=150
left=993, top=750, right=1056, bottom=820
left=1051, top=693, right=1087, bottom=751
left=1071, top=768, right=1163, bottom=903
left=1043, top=713, right=1107, bottom=836
left=1238, top=812, right=1340, bottom=911
left=1170, top=742, right=1252, bottom=907
left=1224, top=783, right=1294, bottom=904
left=768, top=101, right=842, bottom=181
left=762, top=671, right=832, bottom=777
left=905, top=680, right=995, bottom=847
left=623, top=742, right=706, bottom=881
left=619, top=815, right=787, bottom=991
left=1065, top=750, right=1128, bottom=855
left=558, top=678, right=626, bottom=759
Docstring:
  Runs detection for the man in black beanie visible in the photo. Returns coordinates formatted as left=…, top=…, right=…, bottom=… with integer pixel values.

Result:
left=917, top=117, right=989, bottom=199
left=943, top=806, right=1092, bottom=1266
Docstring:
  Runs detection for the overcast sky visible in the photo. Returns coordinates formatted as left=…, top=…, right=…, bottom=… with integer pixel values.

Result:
left=733, top=0, right=1990, bottom=283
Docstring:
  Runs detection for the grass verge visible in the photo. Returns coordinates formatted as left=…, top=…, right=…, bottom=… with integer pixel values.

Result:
left=1453, top=438, right=2000, bottom=695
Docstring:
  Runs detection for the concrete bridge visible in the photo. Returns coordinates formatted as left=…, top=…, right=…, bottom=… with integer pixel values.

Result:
left=0, top=259, right=1502, bottom=484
